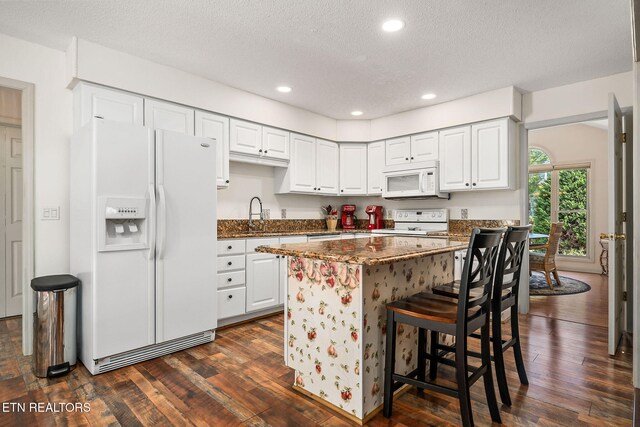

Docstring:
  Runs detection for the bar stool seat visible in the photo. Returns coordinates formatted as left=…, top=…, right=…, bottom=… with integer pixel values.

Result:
left=387, top=293, right=470, bottom=324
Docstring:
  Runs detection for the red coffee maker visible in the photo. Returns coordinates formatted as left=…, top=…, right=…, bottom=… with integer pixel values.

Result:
left=366, top=205, right=384, bottom=230
left=341, top=205, right=357, bottom=229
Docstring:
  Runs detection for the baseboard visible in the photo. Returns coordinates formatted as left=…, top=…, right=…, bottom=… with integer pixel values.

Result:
left=217, top=306, right=284, bottom=328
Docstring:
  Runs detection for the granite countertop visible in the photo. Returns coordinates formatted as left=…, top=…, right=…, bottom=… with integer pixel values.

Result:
left=255, top=235, right=468, bottom=265
left=218, top=229, right=372, bottom=239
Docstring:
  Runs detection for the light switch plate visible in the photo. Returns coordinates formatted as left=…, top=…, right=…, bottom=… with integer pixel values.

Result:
left=461, top=209, right=468, bottom=220
left=281, top=208, right=287, bottom=219
left=42, top=206, right=60, bottom=220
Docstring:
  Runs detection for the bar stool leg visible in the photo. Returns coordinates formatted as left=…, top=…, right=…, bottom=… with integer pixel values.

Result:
left=510, top=305, right=529, bottom=385
left=383, top=309, right=397, bottom=418
left=429, top=330, right=439, bottom=380
left=492, top=308, right=512, bottom=406
left=455, top=333, right=473, bottom=427
left=481, top=321, right=502, bottom=423
left=417, top=328, right=426, bottom=395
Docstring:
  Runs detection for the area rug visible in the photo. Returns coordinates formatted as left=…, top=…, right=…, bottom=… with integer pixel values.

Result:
left=529, top=272, right=591, bottom=296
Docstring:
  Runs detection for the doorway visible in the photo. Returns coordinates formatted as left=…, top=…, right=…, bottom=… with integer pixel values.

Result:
left=0, top=86, right=23, bottom=319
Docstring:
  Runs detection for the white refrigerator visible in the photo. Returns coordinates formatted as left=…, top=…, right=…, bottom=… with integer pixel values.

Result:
left=71, top=119, right=217, bottom=374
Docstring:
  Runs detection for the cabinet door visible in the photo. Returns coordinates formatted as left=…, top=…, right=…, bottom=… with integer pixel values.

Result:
left=230, top=119, right=262, bottom=156
left=76, top=84, right=144, bottom=129
left=316, top=139, right=340, bottom=194
left=339, top=144, right=367, bottom=195
left=367, top=141, right=385, bottom=195
left=262, top=126, right=290, bottom=160
left=246, top=253, right=280, bottom=312
left=439, top=126, right=471, bottom=191
left=195, top=111, right=230, bottom=188
left=471, top=119, right=511, bottom=190
left=410, top=131, right=439, bottom=162
left=144, top=99, right=195, bottom=135
left=385, top=137, right=411, bottom=166
left=289, top=133, right=317, bottom=193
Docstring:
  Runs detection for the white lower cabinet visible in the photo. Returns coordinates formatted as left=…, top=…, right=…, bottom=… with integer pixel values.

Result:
left=246, top=252, right=281, bottom=313
left=218, top=287, right=246, bottom=319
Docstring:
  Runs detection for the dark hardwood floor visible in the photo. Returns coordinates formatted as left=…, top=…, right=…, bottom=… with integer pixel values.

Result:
left=0, top=271, right=634, bottom=426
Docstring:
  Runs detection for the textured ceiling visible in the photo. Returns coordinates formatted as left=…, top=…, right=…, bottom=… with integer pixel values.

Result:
left=0, top=0, right=632, bottom=119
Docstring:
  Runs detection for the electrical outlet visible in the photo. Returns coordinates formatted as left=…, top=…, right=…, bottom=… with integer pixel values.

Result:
left=42, top=206, right=60, bottom=220
left=461, top=209, right=468, bottom=220
left=281, top=208, right=287, bottom=219
left=262, top=209, right=270, bottom=220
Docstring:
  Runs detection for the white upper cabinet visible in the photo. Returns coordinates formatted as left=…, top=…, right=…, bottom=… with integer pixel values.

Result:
left=262, top=126, right=290, bottom=160
left=195, top=111, right=230, bottom=188
left=367, top=141, right=385, bottom=195
left=439, top=126, right=472, bottom=191
left=385, top=136, right=411, bottom=166
left=410, top=131, right=439, bottom=162
left=230, top=119, right=262, bottom=156
left=316, top=139, right=340, bottom=194
left=471, top=119, right=514, bottom=190
left=144, top=99, right=195, bottom=135
left=339, top=144, right=367, bottom=195
left=74, top=83, right=144, bottom=130
left=439, top=118, right=515, bottom=192
left=289, top=133, right=317, bottom=193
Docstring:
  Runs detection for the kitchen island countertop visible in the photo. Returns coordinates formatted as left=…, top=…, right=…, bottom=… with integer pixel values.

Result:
left=256, top=235, right=468, bottom=265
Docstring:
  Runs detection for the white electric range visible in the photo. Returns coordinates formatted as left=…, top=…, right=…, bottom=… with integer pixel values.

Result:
left=372, top=208, right=449, bottom=236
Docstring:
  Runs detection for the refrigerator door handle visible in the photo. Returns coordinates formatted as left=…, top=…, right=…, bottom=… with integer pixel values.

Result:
left=148, top=185, right=156, bottom=260
left=157, top=184, right=167, bottom=259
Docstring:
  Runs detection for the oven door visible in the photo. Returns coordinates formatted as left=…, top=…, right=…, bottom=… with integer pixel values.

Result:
left=382, top=169, right=434, bottom=198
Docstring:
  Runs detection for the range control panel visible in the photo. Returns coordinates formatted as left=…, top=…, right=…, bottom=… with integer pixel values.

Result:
left=394, top=209, right=448, bottom=223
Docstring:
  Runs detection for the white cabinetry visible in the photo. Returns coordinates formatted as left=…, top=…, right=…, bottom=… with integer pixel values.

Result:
left=217, top=239, right=247, bottom=320
left=246, top=252, right=281, bottom=313
left=439, top=118, right=515, bottom=192
left=385, top=136, right=411, bottom=166
left=230, top=119, right=290, bottom=164
left=195, top=111, right=230, bottom=188
left=74, top=83, right=144, bottom=130
left=144, top=99, right=195, bottom=135
left=275, top=134, right=339, bottom=195
left=339, top=144, right=367, bottom=195
left=385, top=132, right=438, bottom=166
left=367, top=141, right=385, bottom=195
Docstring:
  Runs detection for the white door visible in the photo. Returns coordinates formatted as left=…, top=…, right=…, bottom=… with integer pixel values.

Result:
left=471, top=119, right=509, bottom=189
left=410, top=132, right=439, bottom=162
left=145, top=99, right=195, bottom=135
left=76, top=83, right=144, bottom=130
left=385, top=137, right=411, bottom=166
left=608, top=93, right=625, bottom=355
left=0, top=126, right=22, bottom=318
left=246, top=253, right=280, bottom=312
left=439, top=126, right=471, bottom=191
left=230, top=119, right=262, bottom=156
left=262, top=126, right=289, bottom=160
left=155, top=130, right=217, bottom=342
left=339, top=144, right=367, bottom=195
left=316, top=139, right=339, bottom=194
left=195, top=111, right=229, bottom=188
left=367, top=141, right=385, bottom=195
left=290, top=133, right=317, bottom=193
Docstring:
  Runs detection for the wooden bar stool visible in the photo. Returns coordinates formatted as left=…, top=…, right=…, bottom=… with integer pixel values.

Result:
left=383, top=228, right=504, bottom=427
left=432, top=225, right=530, bottom=407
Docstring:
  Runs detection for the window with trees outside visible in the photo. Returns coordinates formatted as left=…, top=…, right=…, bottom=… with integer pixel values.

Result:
left=528, top=147, right=590, bottom=257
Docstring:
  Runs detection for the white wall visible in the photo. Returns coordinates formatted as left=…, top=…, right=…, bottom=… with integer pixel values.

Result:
left=218, top=162, right=342, bottom=219
left=0, top=33, right=72, bottom=276
left=528, top=123, right=608, bottom=273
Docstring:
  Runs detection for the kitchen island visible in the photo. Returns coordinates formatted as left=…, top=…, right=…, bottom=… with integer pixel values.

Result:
left=256, top=235, right=467, bottom=424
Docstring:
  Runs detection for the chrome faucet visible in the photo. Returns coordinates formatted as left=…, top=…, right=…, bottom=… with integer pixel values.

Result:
left=248, top=196, right=264, bottom=231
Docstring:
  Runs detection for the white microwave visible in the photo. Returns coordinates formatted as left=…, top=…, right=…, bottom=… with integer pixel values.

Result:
left=382, top=161, right=449, bottom=199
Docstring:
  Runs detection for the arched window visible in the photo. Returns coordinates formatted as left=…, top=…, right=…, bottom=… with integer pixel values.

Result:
left=528, top=147, right=551, bottom=166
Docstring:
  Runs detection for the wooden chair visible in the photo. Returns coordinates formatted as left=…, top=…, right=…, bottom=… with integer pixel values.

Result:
left=383, top=228, right=504, bottom=427
left=431, top=225, right=531, bottom=406
left=529, top=222, right=563, bottom=289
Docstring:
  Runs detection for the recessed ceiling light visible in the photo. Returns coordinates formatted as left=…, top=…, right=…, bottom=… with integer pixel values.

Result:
left=277, top=86, right=292, bottom=93
left=421, top=93, right=437, bottom=100
left=382, top=19, right=405, bottom=32
left=351, top=110, right=363, bottom=116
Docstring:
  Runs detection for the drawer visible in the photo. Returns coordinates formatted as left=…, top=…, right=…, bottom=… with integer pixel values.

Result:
left=280, top=236, right=307, bottom=244
left=217, top=255, right=245, bottom=272
left=218, top=287, right=246, bottom=319
left=218, top=239, right=246, bottom=256
left=217, top=270, right=245, bottom=289
left=246, top=238, right=279, bottom=253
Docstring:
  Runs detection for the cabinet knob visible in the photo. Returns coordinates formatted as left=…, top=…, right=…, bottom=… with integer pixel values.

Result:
left=341, top=190, right=344, bottom=193
left=313, top=187, right=317, bottom=190
left=276, top=255, right=280, bottom=258
left=465, top=183, right=470, bottom=187
left=227, top=277, right=232, bottom=282
left=94, top=115, right=104, bottom=120
left=405, top=157, right=409, bottom=161
left=264, top=150, right=268, bottom=154
left=227, top=245, right=232, bottom=250
left=411, top=157, right=414, bottom=160
left=227, top=261, right=232, bottom=266
left=228, top=295, right=233, bottom=299
left=226, top=180, right=230, bottom=184
left=472, top=183, right=476, bottom=186
left=259, top=149, right=263, bottom=153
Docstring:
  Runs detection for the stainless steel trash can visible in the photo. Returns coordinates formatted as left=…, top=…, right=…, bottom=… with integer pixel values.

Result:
left=31, top=274, right=80, bottom=377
